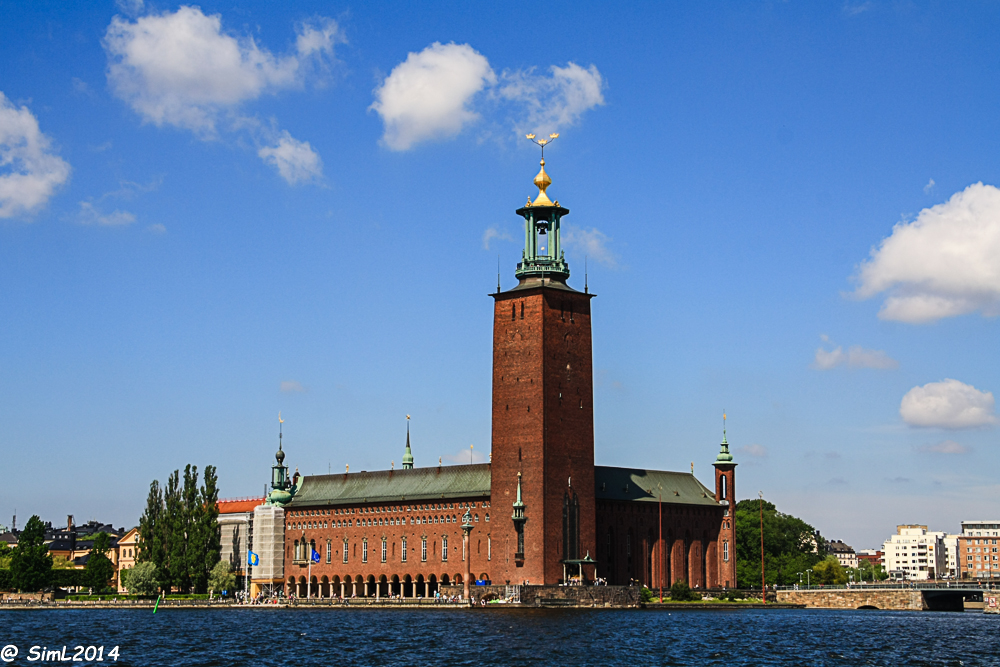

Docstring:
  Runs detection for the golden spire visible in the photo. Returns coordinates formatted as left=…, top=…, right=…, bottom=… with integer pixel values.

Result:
left=526, top=133, right=559, bottom=207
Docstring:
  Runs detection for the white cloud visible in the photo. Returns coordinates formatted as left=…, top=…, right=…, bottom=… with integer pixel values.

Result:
left=918, top=440, right=970, bottom=454
left=0, top=92, right=71, bottom=219
left=371, top=42, right=496, bottom=151
left=853, top=182, right=1000, bottom=323
left=923, top=178, right=935, bottom=194
left=738, top=444, right=767, bottom=458
left=498, top=62, right=605, bottom=136
left=843, top=2, right=873, bottom=16
left=258, top=131, right=323, bottom=184
left=78, top=201, right=135, bottom=226
left=482, top=225, right=513, bottom=250
left=812, top=340, right=898, bottom=370
left=562, top=224, right=618, bottom=269
left=280, top=380, right=307, bottom=393
left=104, top=7, right=338, bottom=134
left=900, top=379, right=997, bottom=429
left=147, top=222, right=166, bottom=234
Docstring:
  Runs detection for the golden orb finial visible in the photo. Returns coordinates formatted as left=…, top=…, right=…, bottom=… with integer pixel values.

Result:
left=526, top=133, right=559, bottom=207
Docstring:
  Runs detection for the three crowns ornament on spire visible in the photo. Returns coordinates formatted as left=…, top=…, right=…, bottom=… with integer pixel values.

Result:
left=525, top=133, right=559, bottom=207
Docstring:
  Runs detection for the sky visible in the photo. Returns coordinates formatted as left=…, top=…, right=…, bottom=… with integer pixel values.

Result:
left=1, top=1, right=998, bottom=550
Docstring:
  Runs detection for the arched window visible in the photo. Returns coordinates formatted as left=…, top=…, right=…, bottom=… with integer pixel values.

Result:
left=326, top=540, right=332, bottom=564
left=362, top=538, right=368, bottom=563
left=421, top=538, right=428, bottom=562
left=720, top=475, right=728, bottom=500
left=381, top=539, right=387, bottom=563
left=402, top=537, right=407, bottom=563
left=723, top=540, right=730, bottom=562
left=343, top=538, right=349, bottom=563
left=442, top=536, right=448, bottom=562
left=511, top=303, right=515, bottom=320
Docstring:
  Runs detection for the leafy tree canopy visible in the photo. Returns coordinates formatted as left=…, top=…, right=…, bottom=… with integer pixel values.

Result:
left=123, top=561, right=159, bottom=596
left=208, top=560, right=235, bottom=594
left=735, top=499, right=826, bottom=587
left=10, top=515, right=53, bottom=592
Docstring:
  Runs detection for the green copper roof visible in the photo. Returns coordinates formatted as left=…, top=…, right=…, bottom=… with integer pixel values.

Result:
left=594, top=466, right=720, bottom=507
left=715, top=432, right=735, bottom=464
left=286, top=463, right=491, bottom=508
left=401, top=427, right=414, bottom=469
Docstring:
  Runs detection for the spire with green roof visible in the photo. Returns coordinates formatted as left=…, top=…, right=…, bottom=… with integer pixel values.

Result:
left=402, top=415, right=414, bottom=469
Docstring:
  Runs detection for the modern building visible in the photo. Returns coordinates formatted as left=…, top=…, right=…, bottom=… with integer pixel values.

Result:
left=827, top=540, right=858, bottom=570
left=248, top=156, right=738, bottom=598
left=961, top=521, right=1000, bottom=538
left=958, top=534, right=999, bottom=579
left=882, top=525, right=946, bottom=580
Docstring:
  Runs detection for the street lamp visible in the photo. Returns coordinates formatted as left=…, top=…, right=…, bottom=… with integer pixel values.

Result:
left=461, top=508, right=473, bottom=604
left=806, top=569, right=813, bottom=588
left=797, top=572, right=803, bottom=586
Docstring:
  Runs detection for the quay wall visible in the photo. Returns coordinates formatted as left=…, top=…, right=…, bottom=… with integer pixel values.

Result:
left=440, top=584, right=641, bottom=607
left=777, top=589, right=925, bottom=610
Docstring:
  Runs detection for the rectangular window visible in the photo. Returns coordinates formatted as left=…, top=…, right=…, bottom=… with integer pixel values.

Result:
left=381, top=540, right=387, bottom=563
left=363, top=540, right=368, bottom=563
left=326, top=540, right=331, bottom=564
left=488, top=537, right=492, bottom=561
left=421, top=539, right=427, bottom=562
left=402, top=537, right=407, bottom=563
left=724, top=541, right=730, bottom=562
left=442, top=536, right=448, bottom=562
left=343, top=540, right=349, bottom=563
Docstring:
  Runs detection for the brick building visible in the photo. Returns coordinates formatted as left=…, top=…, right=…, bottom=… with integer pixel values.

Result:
left=250, top=155, right=738, bottom=597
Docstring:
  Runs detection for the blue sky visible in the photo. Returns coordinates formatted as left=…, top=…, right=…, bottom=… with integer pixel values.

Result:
left=1, top=1, right=998, bottom=550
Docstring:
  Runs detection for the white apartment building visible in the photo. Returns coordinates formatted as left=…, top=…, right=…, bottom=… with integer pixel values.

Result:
left=882, top=525, right=947, bottom=580
left=943, top=535, right=961, bottom=578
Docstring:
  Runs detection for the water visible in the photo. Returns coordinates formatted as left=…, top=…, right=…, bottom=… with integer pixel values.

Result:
left=1, top=608, right=998, bottom=666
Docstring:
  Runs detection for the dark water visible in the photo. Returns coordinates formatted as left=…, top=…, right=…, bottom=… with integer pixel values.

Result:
left=1, top=608, right=998, bottom=666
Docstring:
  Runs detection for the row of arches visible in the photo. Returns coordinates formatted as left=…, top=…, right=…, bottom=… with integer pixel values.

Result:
left=286, top=572, right=492, bottom=599
left=603, top=527, right=721, bottom=589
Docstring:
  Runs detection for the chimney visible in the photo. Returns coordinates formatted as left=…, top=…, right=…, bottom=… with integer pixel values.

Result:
left=67, top=515, right=74, bottom=531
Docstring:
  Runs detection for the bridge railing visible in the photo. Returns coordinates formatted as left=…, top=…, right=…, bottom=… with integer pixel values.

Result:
left=775, top=582, right=998, bottom=591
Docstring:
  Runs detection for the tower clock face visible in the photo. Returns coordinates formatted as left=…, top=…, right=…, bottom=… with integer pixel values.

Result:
left=720, top=499, right=730, bottom=507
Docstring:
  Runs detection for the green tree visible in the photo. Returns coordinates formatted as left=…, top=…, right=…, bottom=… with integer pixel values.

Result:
left=191, top=465, right=221, bottom=594
left=856, top=560, right=889, bottom=582
left=735, top=499, right=825, bottom=587
left=10, top=515, right=53, bottom=592
left=85, top=532, right=116, bottom=592
left=0, top=542, right=11, bottom=569
left=208, top=560, right=235, bottom=595
left=123, top=561, right=159, bottom=596
left=811, top=555, right=848, bottom=585
left=164, top=469, right=185, bottom=593
left=137, top=480, right=166, bottom=585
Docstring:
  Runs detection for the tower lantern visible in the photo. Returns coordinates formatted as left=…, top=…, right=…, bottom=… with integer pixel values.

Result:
left=516, top=134, right=570, bottom=283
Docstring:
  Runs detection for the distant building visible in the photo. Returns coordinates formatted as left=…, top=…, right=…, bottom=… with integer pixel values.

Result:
left=857, top=549, right=883, bottom=571
left=116, top=528, right=140, bottom=593
left=961, top=521, right=1000, bottom=538
left=958, top=534, right=999, bottom=579
left=217, top=498, right=265, bottom=588
left=882, top=525, right=946, bottom=580
left=827, top=540, right=858, bottom=569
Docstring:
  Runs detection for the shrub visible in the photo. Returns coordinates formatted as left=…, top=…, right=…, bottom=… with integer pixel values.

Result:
left=639, top=586, right=654, bottom=603
left=669, top=580, right=701, bottom=602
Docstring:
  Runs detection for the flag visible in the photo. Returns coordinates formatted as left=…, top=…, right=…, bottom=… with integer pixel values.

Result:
left=311, top=549, right=321, bottom=563
left=248, top=551, right=259, bottom=567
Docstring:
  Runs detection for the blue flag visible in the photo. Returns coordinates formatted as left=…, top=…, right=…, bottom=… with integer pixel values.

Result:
left=311, top=549, right=321, bottom=563
left=248, top=551, right=259, bottom=566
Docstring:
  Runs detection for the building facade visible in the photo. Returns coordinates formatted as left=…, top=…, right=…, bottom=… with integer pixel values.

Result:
left=827, top=540, right=858, bottom=570
left=253, top=156, right=737, bottom=597
left=882, top=525, right=946, bottom=580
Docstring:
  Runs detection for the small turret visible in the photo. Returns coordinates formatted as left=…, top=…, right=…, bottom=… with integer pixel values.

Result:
left=402, top=415, right=414, bottom=469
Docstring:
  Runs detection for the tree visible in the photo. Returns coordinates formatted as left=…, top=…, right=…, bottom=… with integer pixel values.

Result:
left=0, top=542, right=11, bottom=569
left=208, top=560, right=235, bottom=595
left=10, top=515, right=53, bottom=592
left=735, top=499, right=825, bottom=587
left=164, top=469, right=185, bottom=593
left=138, top=480, right=166, bottom=583
left=191, top=465, right=221, bottom=594
left=123, top=561, right=159, bottom=596
left=811, top=555, right=848, bottom=585
left=85, top=532, right=116, bottom=592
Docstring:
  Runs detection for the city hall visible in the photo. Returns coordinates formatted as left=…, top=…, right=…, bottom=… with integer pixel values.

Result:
left=245, top=149, right=738, bottom=598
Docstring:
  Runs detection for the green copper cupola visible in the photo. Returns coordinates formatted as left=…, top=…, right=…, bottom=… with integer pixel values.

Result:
left=715, top=412, right=734, bottom=464
left=515, top=134, right=570, bottom=283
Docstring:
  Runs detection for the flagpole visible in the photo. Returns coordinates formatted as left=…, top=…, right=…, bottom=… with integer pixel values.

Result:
left=308, top=555, right=312, bottom=600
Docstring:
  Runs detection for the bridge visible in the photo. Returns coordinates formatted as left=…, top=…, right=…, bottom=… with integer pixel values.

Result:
left=775, top=583, right=996, bottom=611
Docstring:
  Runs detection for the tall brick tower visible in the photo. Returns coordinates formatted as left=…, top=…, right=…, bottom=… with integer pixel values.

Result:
left=713, top=417, right=738, bottom=588
left=490, top=140, right=597, bottom=585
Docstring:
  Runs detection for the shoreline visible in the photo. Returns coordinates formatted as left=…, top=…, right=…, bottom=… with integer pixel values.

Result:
left=0, top=600, right=805, bottom=611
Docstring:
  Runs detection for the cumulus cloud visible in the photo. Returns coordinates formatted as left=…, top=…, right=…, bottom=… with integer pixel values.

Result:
left=280, top=380, right=307, bottom=393
left=258, top=131, right=322, bottom=185
left=482, top=225, right=513, bottom=250
left=103, top=6, right=336, bottom=183
left=900, top=379, right=997, bottom=429
left=104, top=7, right=337, bottom=133
left=917, top=440, right=970, bottom=454
left=853, top=182, right=1000, bottom=322
left=371, top=42, right=495, bottom=151
left=562, top=224, right=618, bottom=269
left=371, top=43, right=604, bottom=150
left=738, top=444, right=767, bottom=458
left=812, top=338, right=898, bottom=370
left=0, top=92, right=71, bottom=219
left=498, top=62, right=605, bottom=136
